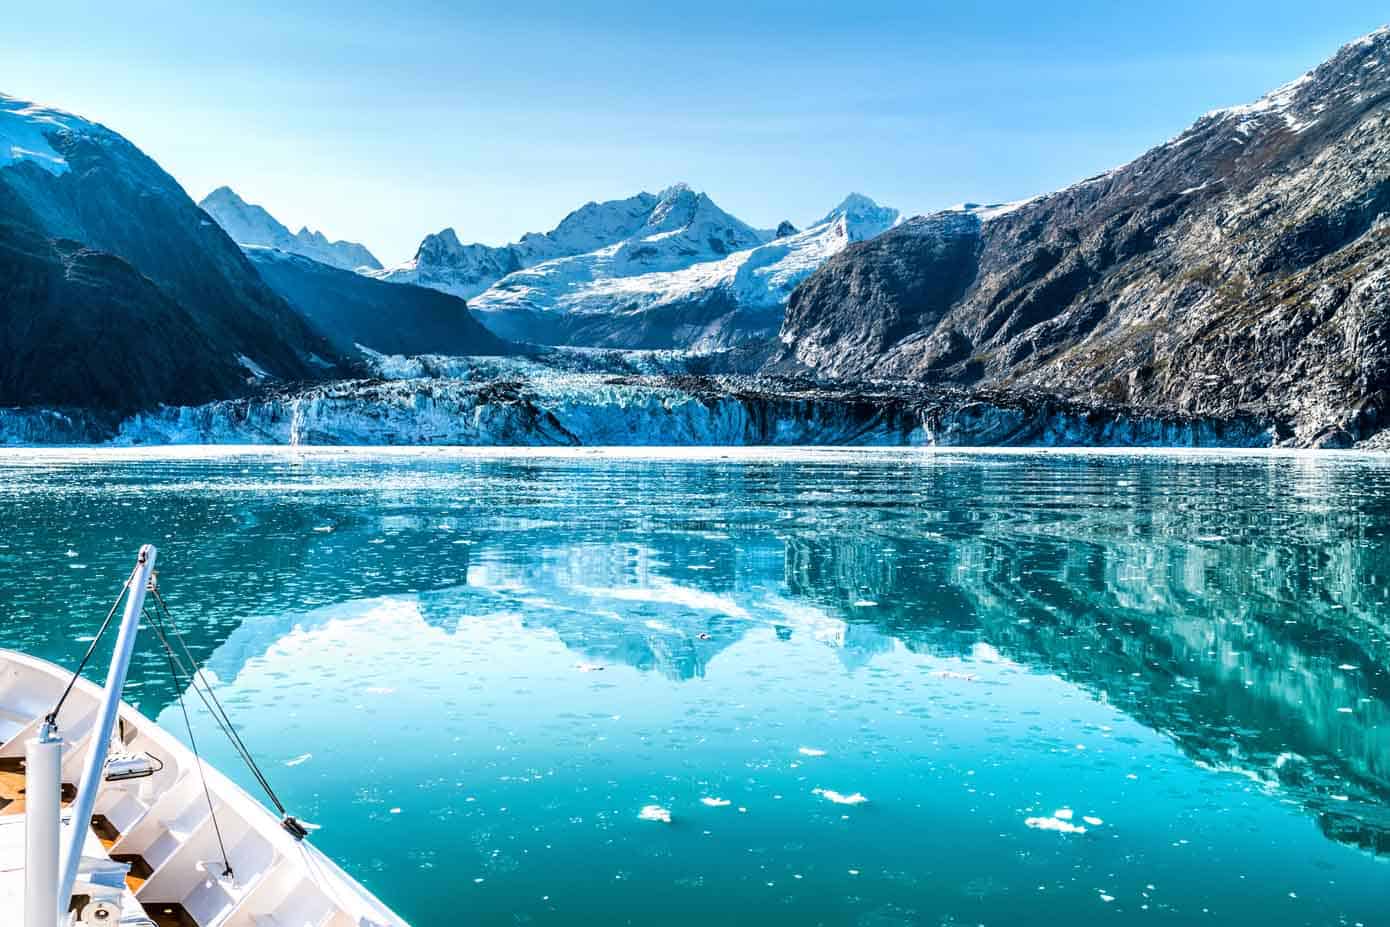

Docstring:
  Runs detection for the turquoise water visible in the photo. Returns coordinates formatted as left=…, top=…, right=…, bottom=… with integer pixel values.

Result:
left=1, top=448, right=1388, bottom=925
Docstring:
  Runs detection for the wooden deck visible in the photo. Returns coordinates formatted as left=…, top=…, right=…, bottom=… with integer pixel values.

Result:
left=0, top=755, right=76, bottom=815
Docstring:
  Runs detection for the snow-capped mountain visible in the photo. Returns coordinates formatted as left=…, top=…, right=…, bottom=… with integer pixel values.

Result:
left=465, top=191, right=899, bottom=349
left=380, top=183, right=897, bottom=350
left=374, top=184, right=766, bottom=302
left=200, top=185, right=381, bottom=271
left=375, top=190, right=666, bottom=298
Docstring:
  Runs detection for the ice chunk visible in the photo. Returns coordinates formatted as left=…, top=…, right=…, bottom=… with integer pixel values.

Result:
left=1025, top=815, right=1087, bottom=834
left=639, top=804, right=672, bottom=823
left=812, top=788, right=868, bottom=805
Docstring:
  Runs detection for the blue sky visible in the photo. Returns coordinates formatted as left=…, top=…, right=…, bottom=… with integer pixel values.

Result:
left=7, top=1, right=1388, bottom=264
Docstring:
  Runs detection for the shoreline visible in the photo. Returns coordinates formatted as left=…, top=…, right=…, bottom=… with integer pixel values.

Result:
left=1, top=443, right=1386, bottom=462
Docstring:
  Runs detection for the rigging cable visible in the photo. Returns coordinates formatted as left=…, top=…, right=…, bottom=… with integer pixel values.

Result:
left=147, top=584, right=310, bottom=839
left=44, top=568, right=135, bottom=727
left=145, top=603, right=234, bottom=879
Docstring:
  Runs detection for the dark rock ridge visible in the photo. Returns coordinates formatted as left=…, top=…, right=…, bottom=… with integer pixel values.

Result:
left=243, top=248, right=513, bottom=358
left=773, top=27, right=1390, bottom=447
left=0, top=95, right=347, bottom=411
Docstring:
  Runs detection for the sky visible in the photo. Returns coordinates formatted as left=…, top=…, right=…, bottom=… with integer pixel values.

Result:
left=6, top=1, right=1388, bottom=266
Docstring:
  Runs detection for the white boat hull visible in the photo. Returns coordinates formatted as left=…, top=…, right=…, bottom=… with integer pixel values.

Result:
left=0, top=649, right=410, bottom=927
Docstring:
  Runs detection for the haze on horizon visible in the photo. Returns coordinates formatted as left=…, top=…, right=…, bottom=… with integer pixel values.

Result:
left=7, top=0, right=1387, bottom=265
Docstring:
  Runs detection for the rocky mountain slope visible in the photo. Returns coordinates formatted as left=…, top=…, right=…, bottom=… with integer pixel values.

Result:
left=468, top=192, right=899, bottom=350
left=773, top=26, right=1390, bottom=446
left=200, top=185, right=381, bottom=271
left=243, top=247, right=511, bottom=358
left=0, top=94, right=346, bottom=411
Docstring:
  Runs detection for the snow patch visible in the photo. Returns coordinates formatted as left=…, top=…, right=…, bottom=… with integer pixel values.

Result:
left=236, top=354, right=270, bottom=380
left=0, top=94, right=93, bottom=176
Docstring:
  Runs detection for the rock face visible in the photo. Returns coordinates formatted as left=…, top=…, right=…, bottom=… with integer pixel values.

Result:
left=242, top=247, right=512, bottom=358
left=465, top=190, right=899, bottom=350
left=0, top=95, right=345, bottom=411
left=773, top=27, right=1390, bottom=446
left=199, top=186, right=381, bottom=271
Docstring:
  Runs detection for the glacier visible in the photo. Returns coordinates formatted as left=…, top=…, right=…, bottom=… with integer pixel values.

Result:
left=0, top=364, right=1276, bottom=449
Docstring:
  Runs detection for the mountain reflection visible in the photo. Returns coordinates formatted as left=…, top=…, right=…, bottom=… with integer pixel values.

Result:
left=187, top=517, right=1390, bottom=858
left=4, top=451, right=1388, bottom=863
left=784, top=525, right=1390, bottom=856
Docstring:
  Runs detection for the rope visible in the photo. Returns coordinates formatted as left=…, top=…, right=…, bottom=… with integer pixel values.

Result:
left=146, top=605, right=234, bottom=879
left=45, top=569, right=135, bottom=726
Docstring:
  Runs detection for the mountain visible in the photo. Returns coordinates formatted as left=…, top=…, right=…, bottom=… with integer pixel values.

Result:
left=374, top=190, right=665, bottom=298
left=385, top=184, right=898, bottom=351
left=772, top=26, right=1390, bottom=447
left=243, top=247, right=511, bottom=358
left=200, top=185, right=381, bottom=271
left=468, top=191, right=898, bottom=349
left=0, top=94, right=345, bottom=412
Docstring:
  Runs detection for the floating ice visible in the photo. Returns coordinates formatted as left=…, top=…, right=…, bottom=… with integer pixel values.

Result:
left=1025, top=815, right=1087, bottom=834
left=1054, top=808, right=1073, bottom=820
left=365, top=686, right=395, bottom=695
left=1082, top=816, right=1104, bottom=827
left=285, top=753, right=313, bottom=767
left=700, top=797, right=731, bottom=807
left=639, top=804, right=672, bottom=823
left=812, top=788, right=868, bottom=805
left=798, top=747, right=827, bottom=757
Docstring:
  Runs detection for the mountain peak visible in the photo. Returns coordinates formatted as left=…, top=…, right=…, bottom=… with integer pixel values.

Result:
left=656, top=181, right=694, bottom=201
left=819, top=194, right=899, bottom=237
left=203, top=185, right=245, bottom=204
left=200, top=185, right=381, bottom=271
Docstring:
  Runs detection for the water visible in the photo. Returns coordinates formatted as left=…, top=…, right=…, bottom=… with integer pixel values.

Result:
left=1, top=447, right=1387, bottom=925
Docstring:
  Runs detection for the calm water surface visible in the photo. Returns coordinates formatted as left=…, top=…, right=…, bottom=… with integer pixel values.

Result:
left=0, top=447, right=1387, bottom=925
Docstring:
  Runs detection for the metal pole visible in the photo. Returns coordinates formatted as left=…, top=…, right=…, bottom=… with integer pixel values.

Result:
left=56, top=544, right=158, bottom=910
left=23, top=723, right=63, bottom=927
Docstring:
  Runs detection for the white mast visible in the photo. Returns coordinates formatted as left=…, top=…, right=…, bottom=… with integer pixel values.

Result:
left=23, top=723, right=63, bottom=927
left=49, top=544, right=158, bottom=918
